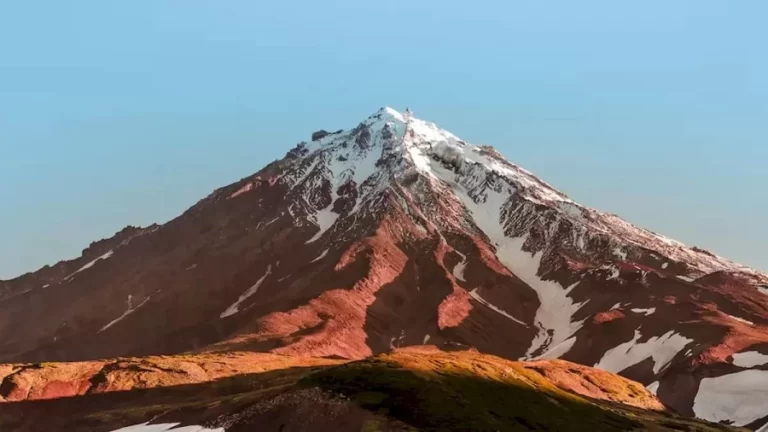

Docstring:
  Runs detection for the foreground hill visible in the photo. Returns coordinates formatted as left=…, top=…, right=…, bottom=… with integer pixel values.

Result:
left=0, top=347, right=742, bottom=432
left=1, top=107, right=767, bottom=428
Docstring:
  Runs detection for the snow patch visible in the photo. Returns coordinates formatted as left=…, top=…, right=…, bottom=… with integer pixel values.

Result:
left=497, top=239, right=586, bottom=358
left=731, top=351, right=768, bottom=368
left=389, top=330, right=406, bottom=349
left=557, top=202, right=585, bottom=221
left=220, top=265, right=272, bottom=318
left=606, top=266, right=621, bottom=280
left=609, top=302, right=622, bottom=310
left=469, top=288, right=527, bottom=327
left=289, top=158, right=319, bottom=188
left=693, top=370, right=768, bottom=427
left=306, top=205, right=339, bottom=244
left=65, top=250, right=114, bottom=279
left=646, top=381, right=660, bottom=395
left=662, top=262, right=669, bottom=269
left=100, top=295, right=150, bottom=332
left=595, top=328, right=693, bottom=374
left=630, top=307, right=656, bottom=316
left=406, top=143, right=434, bottom=175
left=536, top=337, right=577, bottom=360
left=452, top=250, right=467, bottom=282
left=423, top=334, right=431, bottom=344
left=311, top=249, right=329, bottom=263
left=613, top=247, right=627, bottom=260
left=677, top=275, right=695, bottom=282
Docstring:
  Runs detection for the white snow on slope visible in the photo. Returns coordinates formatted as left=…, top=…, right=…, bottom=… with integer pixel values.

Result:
left=453, top=250, right=467, bottom=282
left=65, top=250, right=114, bottom=280
left=299, top=119, right=396, bottom=239
left=731, top=351, right=768, bottom=368
left=109, top=422, right=224, bottom=432
left=469, top=288, right=527, bottom=327
left=220, top=265, right=272, bottom=318
left=606, top=266, right=621, bottom=280
left=443, top=176, right=585, bottom=358
left=646, top=381, right=660, bottom=395
left=613, top=247, right=627, bottom=260
left=423, top=334, right=431, bottom=344
left=498, top=238, right=585, bottom=358
left=595, top=328, right=693, bottom=374
left=759, top=286, right=768, bottom=296
left=311, top=249, right=329, bottom=263
left=402, top=122, right=571, bottom=206
left=100, top=295, right=150, bottom=332
left=536, top=337, right=577, bottom=360
left=286, top=158, right=319, bottom=188
left=694, top=370, right=768, bottom=427
left=305, top=205, right=338, bottom=244
left=631, top=307, right=656, bottom=316
left=350, top=144, right=383, bottom=187
left=409, top=148, right=587, bottom=359
left=286, top=107, right=768, bottom=285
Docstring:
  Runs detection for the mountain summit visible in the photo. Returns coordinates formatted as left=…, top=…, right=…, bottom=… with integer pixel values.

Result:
left=2, top=107, right=767, bottom=429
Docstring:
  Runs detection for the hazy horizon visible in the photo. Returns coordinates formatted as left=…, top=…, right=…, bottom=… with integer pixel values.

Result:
left=2, top=1, right=767, bottom=278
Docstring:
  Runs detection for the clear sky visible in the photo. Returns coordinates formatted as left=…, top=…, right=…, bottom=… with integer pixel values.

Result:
left=1, top=1, right=766, bottom=279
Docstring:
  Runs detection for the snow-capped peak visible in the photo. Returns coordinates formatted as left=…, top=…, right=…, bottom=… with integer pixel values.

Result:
left=341, top=107, right=572, bottom=204
left=281, top=107, right=766, bottom=281
left=371, top=106, right=407, bottom=123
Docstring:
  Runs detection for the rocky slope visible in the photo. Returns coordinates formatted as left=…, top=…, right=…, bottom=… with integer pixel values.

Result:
left=0, top=347, right=743, bottom=431
left=2, top=107, right=767, bottom=429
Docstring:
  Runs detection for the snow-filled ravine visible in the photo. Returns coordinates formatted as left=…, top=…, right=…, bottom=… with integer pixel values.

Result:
left=220, top=264, right=272, bottom=318
left=100, top=294, right=151, bottom=332
left=398, top=119, right=588, bottom=359
left=469, top=287, right=527, bottom=327
left=447, top=177, right=585, bottom=357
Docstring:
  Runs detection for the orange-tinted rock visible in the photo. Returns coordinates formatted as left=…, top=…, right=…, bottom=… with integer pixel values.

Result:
left=593, top=309, right=625, bottom=324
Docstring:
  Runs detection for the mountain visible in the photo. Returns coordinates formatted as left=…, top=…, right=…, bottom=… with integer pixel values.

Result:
left=1, top=107, right=767, bottom=429
left=0, top=347, right=744, bottom=432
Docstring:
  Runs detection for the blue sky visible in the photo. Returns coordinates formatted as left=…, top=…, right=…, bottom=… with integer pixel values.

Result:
left=1, top=1, right=766, bottom=278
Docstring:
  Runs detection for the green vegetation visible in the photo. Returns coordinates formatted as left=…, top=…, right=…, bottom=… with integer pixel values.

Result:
left=304, top=351, right=742, bottom=432
left=0, top=349, right=745, bottom=431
